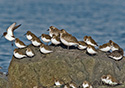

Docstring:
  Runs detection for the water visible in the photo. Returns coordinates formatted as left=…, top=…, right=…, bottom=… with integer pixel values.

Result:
left=0, top=0, right=125, bottom=73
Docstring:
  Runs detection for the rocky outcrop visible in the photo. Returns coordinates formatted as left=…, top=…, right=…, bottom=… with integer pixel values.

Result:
left=0, top=74, right=8, bottom=88
left=8, top=44, right=125, bottom=88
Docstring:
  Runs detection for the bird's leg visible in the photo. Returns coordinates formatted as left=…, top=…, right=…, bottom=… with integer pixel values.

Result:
left=67, top=46, right=70, bottom=49
left=11, top=41, right=14, bottom=46
left=0, top=35, right=4, bottom=39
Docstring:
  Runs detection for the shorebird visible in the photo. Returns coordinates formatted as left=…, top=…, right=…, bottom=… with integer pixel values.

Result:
left=64, top=83, right=70, bottom=88
left=83, top=35, right=88, bottom=43
left=26, top=47, right=35, bottom=57
left=40, top=34, right=51, bottom=45
left=47, top=26, right=61, bottom=37
left=24, top=31, right=37, bottom=41
left=108, top=48, right=124, bottom=61
left=86, top=36, right=98, bottom=47
left=51, top=34, right=61, bottom=45
left=39, top=43, right=53, bottom=54
left=15, top=38, right=27, bottom=48
left=86, top=45, right=97, bottom=55
left=53, top=78, right=64, bottom=87
left=31, top=36, right=42, bottom=47
left=1, top=22, right=21, bottom=45
left=13, top=49, right=27, bottom=59
left=60, top=29, right=79, bottom=49
left=69, top=82, right=77, bottom=88
left=82, top=81, right=93, bottom=88
left=101, top=75, right=119, bottom=86
left=78, top=41, right=87, bottom=50
left=99, top=42, right=111, bottom=52
left=109, top=40, right=120, bottom=51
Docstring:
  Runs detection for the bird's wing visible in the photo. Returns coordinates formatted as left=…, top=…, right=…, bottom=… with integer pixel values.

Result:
left=7, top=22, right=16, bottom=36
left=12, top=24, right=21, bottom=31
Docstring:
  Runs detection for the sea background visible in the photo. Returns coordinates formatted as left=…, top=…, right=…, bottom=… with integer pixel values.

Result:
left=0, top=0, right=125, bottom=73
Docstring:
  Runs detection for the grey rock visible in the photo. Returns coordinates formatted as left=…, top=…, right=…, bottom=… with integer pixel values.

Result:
left=8, top=44, right=125, bottom=88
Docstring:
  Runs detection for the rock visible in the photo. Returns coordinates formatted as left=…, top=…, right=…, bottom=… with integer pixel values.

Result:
left=0, top=73, right=8, bottom=88
left=8, top=44, right=125, bottom=88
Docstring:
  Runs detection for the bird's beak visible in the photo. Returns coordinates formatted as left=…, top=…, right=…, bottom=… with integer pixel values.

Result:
left=47, top=29, right=49, bottom=31
left=0, top=35, right=4, bottom=38
left=24, top=33, right=26, bottom=36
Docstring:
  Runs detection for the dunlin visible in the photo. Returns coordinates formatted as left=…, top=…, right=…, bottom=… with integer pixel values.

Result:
left=60, top=29, right=79, bottom=49
left=39, top=44, right=53, bottom=54
left=40, top=34, right=51, bottom=45
left=24, top=31, right=37, bottom=41
left=47, top=26, right=60, bottom=37
left=99, top=42, right=111, bottom=52
left=108, top=48, right=124, bottom=61
left=82, top=81, right=93, bottom=88
left=86, top=36, right=98, bottom=47
left=2, top=22, right=21, bottom=45
left=86, top=45, right=97, bottom=55
left=26, top=47, right=35, bottom=57
left=31, top=36, right=42, bottom=47
left=64, top=83, right=70, bottom=88
left=78, top=41, right=87, bottom=50
left=53, top=78, right=64, bottom=87
left=101, top=75, right=119, bottom=86
left=109, top=40, right=120, bottom=51
left=3, top=22, right=21, bottom=36
left=69, top=82, right=77, bottom=88
left=15, top=38, right=26, bottom=48
left=51, top=34, right=61, bottom=45
left=13, top=49, right=27, bottom=59
left=83, top=35, right=88, bottom=43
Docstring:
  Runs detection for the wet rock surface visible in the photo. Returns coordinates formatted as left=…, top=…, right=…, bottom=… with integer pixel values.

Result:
left=8, top=44, right=125, bottom=88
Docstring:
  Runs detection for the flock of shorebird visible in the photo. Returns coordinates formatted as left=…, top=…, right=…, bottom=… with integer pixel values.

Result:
left=1, top=22, right=124, bottom=88
left=1, top=22, right=124, bottom=60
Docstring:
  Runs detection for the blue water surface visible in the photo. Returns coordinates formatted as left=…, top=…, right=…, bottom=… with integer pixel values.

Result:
left=0, top=0, right=125, bottom=73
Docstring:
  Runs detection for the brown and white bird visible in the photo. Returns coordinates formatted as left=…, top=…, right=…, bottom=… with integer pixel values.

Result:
left=83, top=35, right=88, bottom=43
left=69, top=82, right=77, bottom=88
left=101, top=75, right=119, bottom=86
left=2, top=22, right=21, bottom=45
left=51, top=34, right=61, bottom=45
left=99, top=42, right=111, bottom=52
left=82, top=81, right=93, bottom=88
left=40, top=34, right=51, bottom=45
left=15, top=38, right=27, bottom=48
left=24, top=31, right=37, bottom=41
left=26, top=48, right=35, bottom=57
left=47, top=26, right=61, bottom=37
left=108, top=48, right=124, bottom=61
left=86, top=36, right=98, bottom=47
left=53, top=78, right=64, bottom=87
left=64, top=83, right=70, bottom=88
left=31, top=36, right=42, bottom=47
left=13, top=49, right=27, bottom=59
left=86, top=45, right=97, bottom=55
left=78, top=41, right=87, bottom=50
left=39, top=44, right=53, bottom=54
left=60, top=29, right=79, bottom=49
left=109, top=40, right=120, bottom=51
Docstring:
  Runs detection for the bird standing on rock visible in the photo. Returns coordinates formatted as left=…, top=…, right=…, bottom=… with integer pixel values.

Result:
left=60, top=29, right=79, bottom=49
left=15, top=38, right=27, bottom=48
left=40, top=34, right=51, bottom=45
left=24, top=31, right=37, bottom=41
left=39, top=43, right=53, bottom=54
left=47, top=26, right=61, bottom=37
